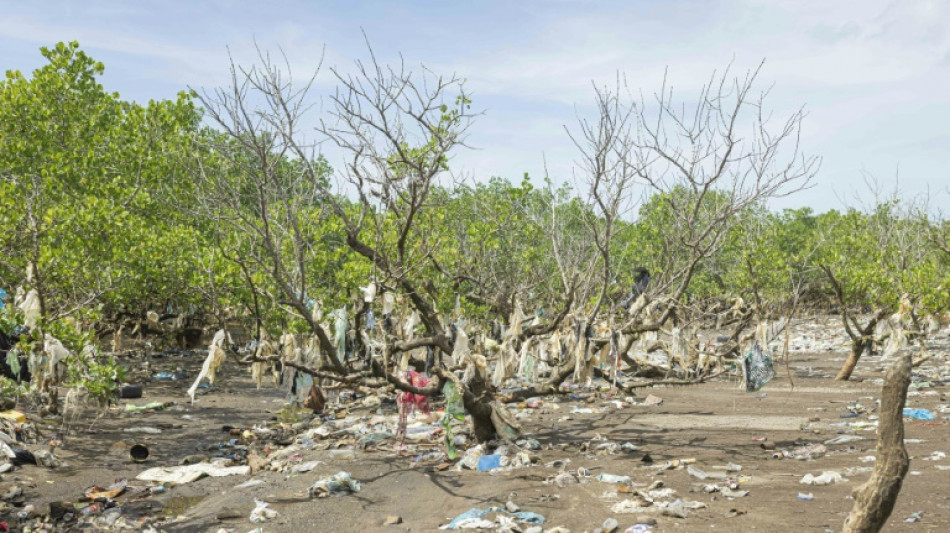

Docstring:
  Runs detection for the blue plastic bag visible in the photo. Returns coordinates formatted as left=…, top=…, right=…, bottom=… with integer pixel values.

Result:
left=903, top=408, right=935, bottom=421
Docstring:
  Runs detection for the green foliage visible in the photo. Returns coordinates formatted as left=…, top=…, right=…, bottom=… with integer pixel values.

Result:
left=3, top=42, right=950, bottom=402
left=66, top=353, right=127, bottom=405
left=0, top=41, right=204, bottom=324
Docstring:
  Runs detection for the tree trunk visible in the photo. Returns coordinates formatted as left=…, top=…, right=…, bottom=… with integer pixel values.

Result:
left=836, top=338, right=866, bottom=381
left=461, top=372, right=498, bottom=442
left=459, top=370, right=522, bottom=442
left=842, top=352, right=911, bottom=532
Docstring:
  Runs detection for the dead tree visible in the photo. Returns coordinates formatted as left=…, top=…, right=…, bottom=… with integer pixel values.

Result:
left=563, top=62, right=817, bottom=383
left=841, top=351, right=911, bottom=532
left=193, top=45, right=573, bottom=441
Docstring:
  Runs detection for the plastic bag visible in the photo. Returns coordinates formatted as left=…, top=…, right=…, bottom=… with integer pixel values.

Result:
left=249, top=499, right=278, bottom=522
left=187, top=329, right=231, bottom=402
left=19, top=289, right=41, bottom=329
left=742, top=343, right=775, bottom=392
left=308, top=471, right=361, bottom=498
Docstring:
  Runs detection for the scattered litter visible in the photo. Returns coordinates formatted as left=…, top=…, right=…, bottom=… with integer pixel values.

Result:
left=308, top=471, right=361, bottom=498
left=136, top=463, right=250, bottom=484
left=249, top=499, right=278, bottom=523
left=33, top=450, right=62, bottom=468
left=742, top=343, right=775, bottom=392
left=477, top=455, right=502, bottom=472
left=597, top=473, right=632, bottom=484
left=904, top=511, right=923, bottom=523
left=903, top=408, right=935, bottom=421
left=800, top=471, right=845, bottom=485
left=797, top=492, right=814, bottom=501
left=784, top=443, right=826, bottom=461
left=439, top=507, right=546, bottom=530
left=291, top=460, right=324, bottom=473
left=662, top=458, right=696, bottom=469
left=824, top=435, right=863, bottom=445
left=123, top=427, right=162, bottom=434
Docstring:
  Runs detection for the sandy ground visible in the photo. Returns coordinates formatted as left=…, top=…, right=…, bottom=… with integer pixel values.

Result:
left=2, top=338, right=949, bottom=532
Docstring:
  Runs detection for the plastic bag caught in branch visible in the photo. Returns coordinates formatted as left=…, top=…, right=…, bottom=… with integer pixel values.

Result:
left=43, top=334, right=71, bottom=384
left=187, top=329, right=231, bottom=403
left=381, top=291, right=395, bottom=316
left=742, top=343, right=775, bottom=393
left=19, top=289, right=41, bottom=329
left=451, top=327, right=471, bottom=368
left=332, top=307, right=347, bottom=362
left=359, top=282, right=377, bottom=303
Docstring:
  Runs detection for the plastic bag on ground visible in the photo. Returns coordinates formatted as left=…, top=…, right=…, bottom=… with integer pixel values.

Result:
left=249, top=499, right=278, bottom=523
left=308, top=471, right=361, bottom=498
left=800, top=471, right=845, bottom=486
left=136, top=463, right=250, bottom=484
left=439, top=507, right=545, bottom=530
left=903, top=408, right=935, bottom=421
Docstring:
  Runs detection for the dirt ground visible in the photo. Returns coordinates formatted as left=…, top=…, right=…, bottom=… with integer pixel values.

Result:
left=3, top=328, right=949, bottom=532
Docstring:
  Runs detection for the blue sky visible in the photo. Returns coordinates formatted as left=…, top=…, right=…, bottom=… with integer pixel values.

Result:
left=2, top=0, right=948, bottom=211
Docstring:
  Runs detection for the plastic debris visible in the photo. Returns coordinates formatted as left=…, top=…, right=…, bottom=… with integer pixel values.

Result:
left=477, top=454, right=502, bottom=471
left=797, top=492, right=814, bottom=501
left=290, top=460, right=324, bottom=473
left=788, top=443, right=827, bottom=460
left=742, top=343, right=775, bottom=392
left=904, top=511, right=923, bottom=523
left=308, top=471, right=361, bottom=498
left=33, top=449, right=62, bottom=468
left=249, top=499, right=278, bottom=523
left=439, top=507, right=545, bottom=530
left=597, top=473, right=633, bottom=484
left=824, top=435, right=863, bottom=445
left=136, top=463, right=250, bottom=484
left=800, top=471, right=845, bottom=486
left=903, top=408, right=935, bottom=421
left=187, top=329, right=231, bottom=403
left=625, top=525, right=653, bottom=533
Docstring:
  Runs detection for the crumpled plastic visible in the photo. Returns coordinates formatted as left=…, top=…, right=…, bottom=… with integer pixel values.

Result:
left=800, top=471, right=846, bottom=486
left=439, top=507, right=545, bottom=530
left=18, top=289, right=41, bottom=329
left=249, top=498, right=278, bottom=523
left=136, top=463, right=250, bottom=484
left=308, top=471, right=361, bottom=498
left=742, top=343, right=775, bottom=392
left=187, top=329, right=231, bottom=403
left=903, top=408, right=935, bottom=421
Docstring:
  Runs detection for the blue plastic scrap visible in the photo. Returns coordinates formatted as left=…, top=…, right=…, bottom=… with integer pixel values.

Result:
left=477, top=454, right=502, bottom=471
left=440, top=507, right=546, bottom=530
left=903, top=408, right=935, bottom=421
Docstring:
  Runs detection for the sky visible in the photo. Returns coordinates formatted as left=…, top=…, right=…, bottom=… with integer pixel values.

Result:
left=1, top=0, right=948, bottom=212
